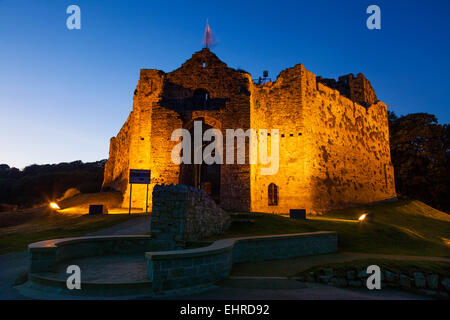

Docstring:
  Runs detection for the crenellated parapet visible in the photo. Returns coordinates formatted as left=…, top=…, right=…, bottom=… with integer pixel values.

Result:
left=317, top=73, right=378, bottom=108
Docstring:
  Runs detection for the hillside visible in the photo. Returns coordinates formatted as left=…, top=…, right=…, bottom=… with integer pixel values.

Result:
left=215, top=200, right=450, bottom=257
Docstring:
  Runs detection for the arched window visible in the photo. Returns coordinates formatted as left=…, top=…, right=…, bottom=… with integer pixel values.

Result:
left=268, top=183, right=278, bottom=206
left=193, top=88, right=209, bottom=109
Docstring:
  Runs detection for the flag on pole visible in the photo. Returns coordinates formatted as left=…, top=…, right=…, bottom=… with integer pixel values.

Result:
left=203, top=18, right=217, bottom=48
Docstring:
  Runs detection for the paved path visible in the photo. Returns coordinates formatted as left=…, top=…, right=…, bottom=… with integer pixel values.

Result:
left=38, top=254, right=148, bottom=283
left=87, top=216, right=150, bottom=236
left=170, top=279, right=431, bottom=300
left=0, top=216, right=150, bottom=300
left=0, top=251, right=29, bottom=299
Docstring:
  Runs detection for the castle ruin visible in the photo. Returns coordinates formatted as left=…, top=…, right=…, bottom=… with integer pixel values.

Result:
left=102, top=48, right=396, bottom=214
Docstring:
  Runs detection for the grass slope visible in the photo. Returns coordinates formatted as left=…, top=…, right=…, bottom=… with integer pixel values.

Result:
left=1, top=199, right=448, bottom=257
left=214, top=200, right=450, bottom=257
left=0, top=209, right=144, bottom=254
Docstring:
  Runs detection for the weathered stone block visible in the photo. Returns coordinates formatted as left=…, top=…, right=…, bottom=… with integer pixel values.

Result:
left=385, top=270, right=399, bottom=283
left=424, top=274, right=438, bottom=289
left=150, top=184, right=230, bottom=245
left=441, top=278, right=450, bottom=292
left=413, top=272, right=426, bottom=289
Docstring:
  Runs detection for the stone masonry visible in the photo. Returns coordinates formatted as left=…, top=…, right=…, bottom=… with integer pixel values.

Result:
left=150, top=184, right=230, bottom=248
left=103, top=48, right=396, bottom=214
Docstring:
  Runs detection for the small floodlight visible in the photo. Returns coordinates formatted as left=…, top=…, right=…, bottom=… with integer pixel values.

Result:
left=50, top=202, right=60, bottom=210
left=358, top=213, right=367, bottom=221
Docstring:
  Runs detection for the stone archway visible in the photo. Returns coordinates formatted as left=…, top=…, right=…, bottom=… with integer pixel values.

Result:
left=180, top=117, right=222, bottom=204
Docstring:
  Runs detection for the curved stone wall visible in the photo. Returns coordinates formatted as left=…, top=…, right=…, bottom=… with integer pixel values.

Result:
left=146, top=231, right=337, bottom=293
left=27, top=231, right=337, bottom=295
left=28, top=235, right=170, bottom=273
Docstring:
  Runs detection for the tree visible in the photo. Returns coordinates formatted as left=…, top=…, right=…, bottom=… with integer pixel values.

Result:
left=389, top=112, right=450, bottom=212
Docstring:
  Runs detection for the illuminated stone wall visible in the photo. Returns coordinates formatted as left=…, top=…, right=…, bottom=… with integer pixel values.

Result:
left=250, top=64, right=311, bottom=213
left=304, top=71, right=396, bottom=213
left=250, top=64, right=395, bottom=214
left=103, top=49, right=252, bottom=210
left=103, top=49, right=396, bottom=214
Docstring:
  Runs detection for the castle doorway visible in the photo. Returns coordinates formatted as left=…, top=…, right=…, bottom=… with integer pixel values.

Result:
left=180, top=119, right=221, bottom=204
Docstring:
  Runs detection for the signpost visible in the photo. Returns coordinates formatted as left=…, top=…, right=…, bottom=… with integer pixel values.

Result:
left=129, top=169, right=151, bottom=215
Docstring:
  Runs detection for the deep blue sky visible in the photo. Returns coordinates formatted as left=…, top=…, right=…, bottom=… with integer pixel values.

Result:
left=1, top=0, right=449, bottom=168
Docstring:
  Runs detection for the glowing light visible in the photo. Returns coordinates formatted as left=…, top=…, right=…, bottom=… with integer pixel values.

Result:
left=50, top=202, right=60, bottom=210
left=358, top=213, right=367, bottom=221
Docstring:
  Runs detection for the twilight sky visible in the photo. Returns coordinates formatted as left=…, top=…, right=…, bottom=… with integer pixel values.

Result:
left=0, top=0, right=449, bottom=169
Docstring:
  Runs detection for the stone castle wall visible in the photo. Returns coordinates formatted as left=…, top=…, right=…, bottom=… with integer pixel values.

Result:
left=317, top=73, right=378, bottom=108
left=250, top=64, right=311, bottom=213
left=102, top=113, right=132, bottom=193
left=302, top=68, right=396, bottom=212
left=104, top=49, right=253, bottom=211
left=103, top=49, right=396, bottom=214
left=249, top=64, right=395, bottom=214
left=251, top=64, right=395, bottom=213
left=153, top=50, right=253, bottom=211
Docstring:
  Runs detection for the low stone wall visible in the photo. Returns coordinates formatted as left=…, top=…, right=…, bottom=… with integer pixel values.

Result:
left=146, top=240, right=233, bottom=293
left=232, top=232, right=338, bottom=263
left=28, top=236, right=170, bottom=273
left=151, top=184, right=230, bottom=247
left=146, top=231, right=337, bottom=293
left=27, top=231, right=338, bottom=296
left=298, top=266, right=450, bottom=299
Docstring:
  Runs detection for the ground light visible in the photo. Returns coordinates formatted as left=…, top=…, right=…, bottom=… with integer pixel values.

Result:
left=358, top=213, right=367, bottom=221
left=49, top=202, right=60, bottom=210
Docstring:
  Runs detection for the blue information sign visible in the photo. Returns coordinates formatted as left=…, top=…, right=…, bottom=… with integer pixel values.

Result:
left=129, top=169, right=151, bottom=184
left=128, top=169, right=151, bottom=215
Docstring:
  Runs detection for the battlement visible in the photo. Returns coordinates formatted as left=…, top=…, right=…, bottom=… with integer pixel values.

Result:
left=316, top=73, right=378, bottom=108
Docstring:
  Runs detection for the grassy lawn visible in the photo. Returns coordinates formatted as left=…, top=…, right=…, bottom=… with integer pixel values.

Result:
left=1, top=198, right=449, bottom=258
left=211, top=200, right=450, bottom=257
left=0, top=209, right=145, bottom=254
left=292, top=259, right=450, bottom=279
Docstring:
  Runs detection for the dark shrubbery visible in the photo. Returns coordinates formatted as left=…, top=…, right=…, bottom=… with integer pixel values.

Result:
left=0, top=160, right=106, bottom=208
left=388, top=112, right=449, bottom=213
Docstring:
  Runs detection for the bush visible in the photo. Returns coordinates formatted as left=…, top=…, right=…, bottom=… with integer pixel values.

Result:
left=0, top=160, right=106, bottom=208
